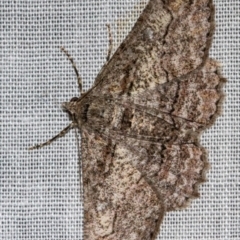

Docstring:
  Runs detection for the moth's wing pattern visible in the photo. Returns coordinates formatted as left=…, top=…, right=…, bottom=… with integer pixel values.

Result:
left=93, top=0, right=215, bottom=95
left=78, top=0, right=226, bottom=239
left=107, top=58, right=224, bottom=211
left=83, top=0, right=225, bottom=211
left=81, top=130, right=165, bottom=240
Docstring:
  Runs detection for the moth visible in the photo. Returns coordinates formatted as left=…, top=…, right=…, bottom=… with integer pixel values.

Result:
left=30, top=0, right=225, bottom=239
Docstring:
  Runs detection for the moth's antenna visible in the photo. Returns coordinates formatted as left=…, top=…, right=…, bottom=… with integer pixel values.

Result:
left=106, top=24, right=113, bottom=62
left=60, top=46, right=83, bottom=94
left=28, top=123, right=74, bottom=150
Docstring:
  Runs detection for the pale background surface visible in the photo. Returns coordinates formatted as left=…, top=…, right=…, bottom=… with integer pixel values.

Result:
left=1, top=0, right=239, bottom=239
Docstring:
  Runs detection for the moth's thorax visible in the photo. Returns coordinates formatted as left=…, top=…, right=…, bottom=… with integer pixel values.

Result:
left=62, top=95, right=115, bottom=128
left=84, top=96, right=115, bottom=128
left=62, top=97, right=90, bottom=127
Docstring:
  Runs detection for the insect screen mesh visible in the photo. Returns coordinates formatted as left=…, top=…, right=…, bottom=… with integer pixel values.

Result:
left=1, top=0, right=239, bottom=239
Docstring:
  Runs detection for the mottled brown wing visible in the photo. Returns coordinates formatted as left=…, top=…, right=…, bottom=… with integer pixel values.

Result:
left=92, top=0, right=215, bottom=96
left=83, top=60, right=224, bottom=213
left=82, top=0, right=225, bottom=212
left=123, top=58, right=224, bottom=131
left=28, top=0, right=225, bottom=239
left=81, top=129, right=165, bottom=240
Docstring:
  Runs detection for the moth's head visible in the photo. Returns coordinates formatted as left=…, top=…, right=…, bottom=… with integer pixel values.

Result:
left=62, top=96, right=89, bottom=126
left=61, top=97, right=79, bottom=121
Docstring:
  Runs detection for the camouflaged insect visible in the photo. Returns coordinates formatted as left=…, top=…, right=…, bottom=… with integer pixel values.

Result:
left=31, top=0, right=226, bottom=239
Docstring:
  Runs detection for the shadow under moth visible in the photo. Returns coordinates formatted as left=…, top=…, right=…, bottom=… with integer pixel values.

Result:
left=30, top=0, right=226, bottom=239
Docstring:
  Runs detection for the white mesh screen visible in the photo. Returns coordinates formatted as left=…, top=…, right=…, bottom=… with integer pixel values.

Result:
left=1, top=0, right=239, bottom=239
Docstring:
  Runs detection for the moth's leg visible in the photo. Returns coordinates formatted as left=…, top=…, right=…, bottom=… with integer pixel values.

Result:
left=60, top=46, right=83, bottom=94
left=28, top=123, right=74, bottom=150
left=106, top=24, right=113, bottom=62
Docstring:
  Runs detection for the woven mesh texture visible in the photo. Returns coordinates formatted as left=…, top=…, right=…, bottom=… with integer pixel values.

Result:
left=1, top=0, right=239, bottom=239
